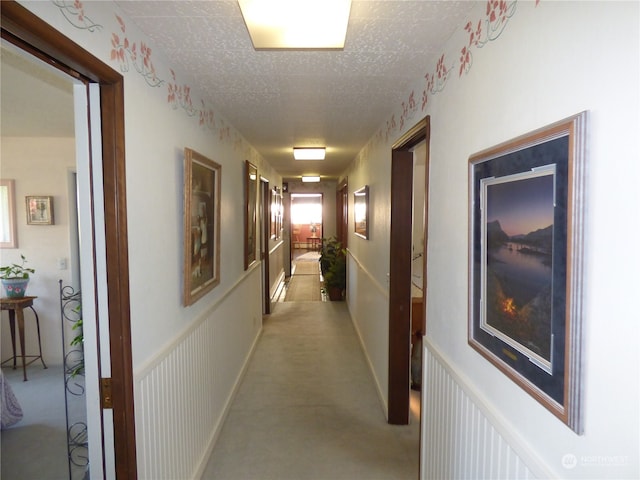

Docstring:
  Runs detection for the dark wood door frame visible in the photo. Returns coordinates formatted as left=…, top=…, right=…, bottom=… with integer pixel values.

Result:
left=388, top=117, right=430, bottom=425
left=1, top=2, right=137, bottom=477
left=260, top=178, right=271, bottom=314
left=336, top=179, right=348, bottom=249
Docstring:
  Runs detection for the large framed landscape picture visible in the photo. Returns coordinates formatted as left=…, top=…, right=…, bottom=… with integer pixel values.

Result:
left=468, top=112, right=587, bottom=433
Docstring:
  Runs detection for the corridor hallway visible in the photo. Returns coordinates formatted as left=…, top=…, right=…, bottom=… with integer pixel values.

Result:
left=201, top=300, right=420, bottom=479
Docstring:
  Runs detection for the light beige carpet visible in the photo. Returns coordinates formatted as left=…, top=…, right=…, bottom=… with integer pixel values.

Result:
left=285, top=260, right=322, bottom=302
left=293, top=260, right=320, bottom=275
left=202, top=301, right=420, bottom=479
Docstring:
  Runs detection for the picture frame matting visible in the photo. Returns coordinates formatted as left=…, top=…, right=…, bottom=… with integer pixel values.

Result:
left=26, top=195, right=54, bottom=225
left=468, top=112, right=587, bottom=433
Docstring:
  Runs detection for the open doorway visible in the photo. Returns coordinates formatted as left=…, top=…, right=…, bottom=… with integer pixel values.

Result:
left=278, top=193, right=324, bottom=303
left=290, top=193, right=323, bottom=263
left=2, top=3, right=136, bottom=478
left=388, top=117, right=430, bottom=426
left=336, top=179, right=348, bottom=250
left=0, top=38, right=90, bottom=480
left=409, top=139, right=427, bottom=422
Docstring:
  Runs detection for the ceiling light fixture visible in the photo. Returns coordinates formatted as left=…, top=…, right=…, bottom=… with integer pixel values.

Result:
left=238, top=0, right=351, bottom=50
left=293, top=147, right=326, bottom=160
left=302, top=176, right=321, bottom=183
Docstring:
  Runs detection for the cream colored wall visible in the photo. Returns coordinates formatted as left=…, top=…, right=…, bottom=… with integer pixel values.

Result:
left=343, top=130, right=393, bottom=409
left=19, top=0, right=282, bottom=366
left=346, top=1, right=639, bottom=478
left=19, top=1, right=282, bottom=476
left=0, top=137, right=75, bottom=365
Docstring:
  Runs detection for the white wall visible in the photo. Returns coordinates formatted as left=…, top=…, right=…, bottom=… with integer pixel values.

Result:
left=19, top=1, right=282, bottom=477
left=0, top=137, right=75, bottom=365
left=344, top=116, right=394, bottom=413
left=347, top=1, right=639, bottom=478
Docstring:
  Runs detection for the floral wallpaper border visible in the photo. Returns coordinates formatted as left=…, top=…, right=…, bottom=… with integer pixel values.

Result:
left=52, top=0, right=246, bottom=153
left=377, top=0, right=540, bottom=147
left=52, top=0, right=102, bottom=32
left=51, top=0, right=539, bottom=158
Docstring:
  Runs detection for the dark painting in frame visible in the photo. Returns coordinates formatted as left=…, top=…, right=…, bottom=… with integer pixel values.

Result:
left=244, top=161, right=258, bottom=269
left=354, top=185, right=369, bottom=239
left=183, top=148, right=221, bottom=306
left=468, top=112, right=587, bottom=433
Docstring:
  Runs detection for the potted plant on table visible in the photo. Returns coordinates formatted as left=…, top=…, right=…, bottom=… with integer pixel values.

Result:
left=0, top=254, right=35, bottom=298
left=319, top=237, right=346, bottom=301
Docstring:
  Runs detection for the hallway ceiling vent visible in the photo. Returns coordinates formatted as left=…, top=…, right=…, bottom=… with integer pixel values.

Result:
left=238, top=0, right=351, bottom=50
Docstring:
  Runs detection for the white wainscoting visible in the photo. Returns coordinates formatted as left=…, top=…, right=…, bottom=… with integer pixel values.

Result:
left=346, top=251, right=390, bottom=416
left=422, top=339, right=553, bottom=479
left=134, top=268, right=262, bottom=479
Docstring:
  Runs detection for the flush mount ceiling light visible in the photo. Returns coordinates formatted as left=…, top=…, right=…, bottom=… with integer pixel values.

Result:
left=293, top=147, right=326, bottom=160
left=302, top=176, right=321, bottom=183
left=238, top=0, right=351, bottom=50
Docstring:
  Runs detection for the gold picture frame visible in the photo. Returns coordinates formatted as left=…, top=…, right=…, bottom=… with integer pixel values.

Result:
left=183, top=148, right=221, bottom=306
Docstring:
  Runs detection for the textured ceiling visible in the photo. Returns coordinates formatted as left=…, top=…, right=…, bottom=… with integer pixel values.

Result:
left=1, top=1, right=475, bottom=181
left=115, top=0, right=474, bottom=180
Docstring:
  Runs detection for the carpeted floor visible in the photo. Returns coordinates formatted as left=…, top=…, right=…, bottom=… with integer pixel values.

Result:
left=284, top=253, right=323, bottom=302
left=1, top=364, right=69, bottom=480
left=202, top=301, right=420, bottom=479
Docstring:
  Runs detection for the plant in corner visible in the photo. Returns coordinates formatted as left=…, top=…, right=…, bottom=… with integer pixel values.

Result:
left=319, top=237, right=346, bottom=301
left=0, top=254, right=35, bottom=298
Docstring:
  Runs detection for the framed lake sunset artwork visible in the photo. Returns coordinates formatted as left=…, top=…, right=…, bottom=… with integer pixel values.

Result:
left=468, top=112, right=587, bottom=433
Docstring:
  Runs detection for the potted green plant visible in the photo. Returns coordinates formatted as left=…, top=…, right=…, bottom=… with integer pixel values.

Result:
left=319, top=237, right=346, bottom=301
left=0, top=254, right=35, bottom=298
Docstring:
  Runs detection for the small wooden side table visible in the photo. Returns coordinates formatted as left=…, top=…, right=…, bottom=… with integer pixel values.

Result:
left=1, top=296, right=47, bottom=381
left=307, top=236, right=321, bottom=251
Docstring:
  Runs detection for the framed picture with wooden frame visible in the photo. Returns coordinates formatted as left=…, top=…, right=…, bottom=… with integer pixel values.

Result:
left=244, top=161, right=258, bottom=270
left=0, top=180, right=18, bottom=247
left=270, top=186, right=282, bottom=240
left=26, top=195, right=54, bottom=225
left=354, top=185, right=369, bottom=239
left=468, top=112, right=587, bottom=433
left=183, top=148, right=221, bottom=306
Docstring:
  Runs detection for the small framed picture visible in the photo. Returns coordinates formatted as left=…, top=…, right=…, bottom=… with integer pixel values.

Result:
left=354, top=185, right=369, bottom=239
left=26, top=195, right=54, bottom=225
